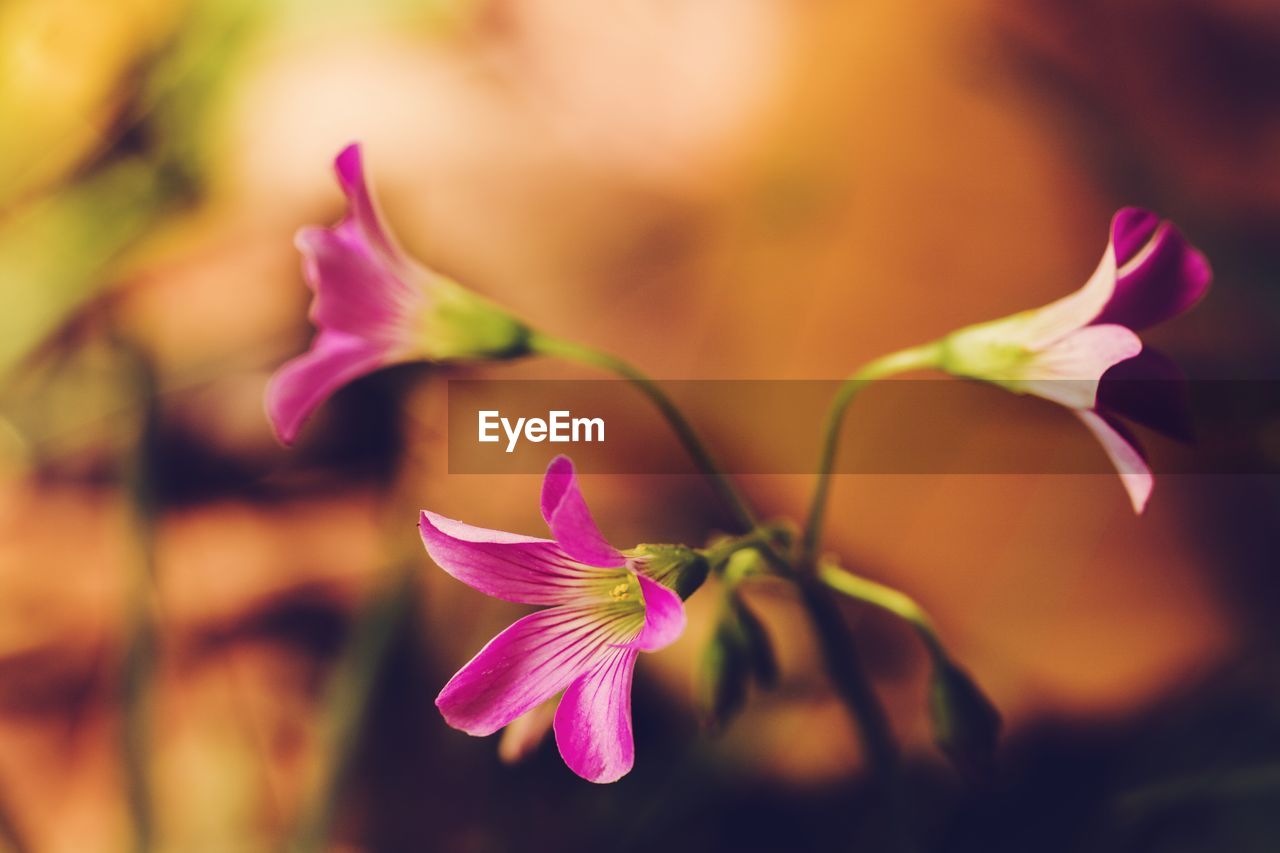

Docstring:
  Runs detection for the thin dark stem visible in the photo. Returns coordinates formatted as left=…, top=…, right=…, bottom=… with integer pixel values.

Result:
left=797, top=577, right=899, bottom=777
left=528, top=332, right=758, bottom=532
left=800, top=344, right=941, bottom=567
left=819, top=561, right=945, bottom=661
left=799, top=577, right=915, bottom=852
left=118, top=342, right=160, bottom=853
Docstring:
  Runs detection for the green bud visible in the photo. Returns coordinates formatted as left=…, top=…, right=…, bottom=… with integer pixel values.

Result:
left=629, top=543, right=709, bottom=599
left=697, top=619, right=751, bottom=731
left=721, top=547, right=763, bottom=584
left=730, top=595, right=778, bottom=690
left=928, top=657, right=1001, bottom=780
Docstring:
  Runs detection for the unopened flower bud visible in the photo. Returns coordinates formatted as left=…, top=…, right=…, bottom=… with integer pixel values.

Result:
left=697, top=619, right=751, bottom=731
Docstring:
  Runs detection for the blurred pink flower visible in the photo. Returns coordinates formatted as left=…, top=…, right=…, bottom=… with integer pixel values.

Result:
left=266, top=143, right=528, bottom=445
left=421, top=456, right=686, bottom=783
left=940, top=208, right=1211, bottom=512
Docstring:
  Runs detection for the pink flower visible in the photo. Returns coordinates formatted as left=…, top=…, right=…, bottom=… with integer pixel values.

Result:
left=939, top=208, right=1211, bottom=512
left=266, top=143, right=528, bottom=445
left=420, top=456, right=686, bottom=783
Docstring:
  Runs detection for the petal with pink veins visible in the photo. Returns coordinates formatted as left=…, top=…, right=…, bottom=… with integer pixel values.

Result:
left=264, top=331, right=390, bottom=445
left=436, top=603, right=634, bottom=737
left=625, top=574, right=687, bottom=652
left=331, top=143, right=407, bottom=266
left=295, top=225, right=425, bottom=340
left=553, top=646, right=639, bottom=783
left=420, top=510, right=623, bottom=605
left=540, top=456, right=626, bottom=567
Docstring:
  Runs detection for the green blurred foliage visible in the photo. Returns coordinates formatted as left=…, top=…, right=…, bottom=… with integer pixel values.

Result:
left=0, top=0, right=260, bottom=381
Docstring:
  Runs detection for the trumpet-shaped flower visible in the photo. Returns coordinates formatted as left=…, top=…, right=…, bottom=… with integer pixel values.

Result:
left=421, top=456, right=686, bottom=783
left=266, top=143, right=529, bottom=445
left=939, top=208, right=1211, bottom=512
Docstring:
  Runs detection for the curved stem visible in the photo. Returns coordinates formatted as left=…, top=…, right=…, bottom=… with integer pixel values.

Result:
left=800, top=343, right=942, bottom=568
left=529, top=331, right=758, bottom=532
left=799, top=577, right=899, bottom=772
left=819, top=562, right=944, bottom=661
left=532, top=330, right=915, bottom=848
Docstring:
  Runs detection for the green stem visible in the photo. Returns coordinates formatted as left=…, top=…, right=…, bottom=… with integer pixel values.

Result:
left=291, top=564, right=416, bottom=853
left=529, top=331, right=757, bottom=533
left=532, top=330, right=912, bottom=847
left=800, top=343, right=942, bottom=568
left=818, top=562, right=944, bottom=662
left=118, top=342, right=160, bottom=853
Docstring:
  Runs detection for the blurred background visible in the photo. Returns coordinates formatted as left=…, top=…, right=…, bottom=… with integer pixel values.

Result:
left=2, top=0, right=1279, bottom=850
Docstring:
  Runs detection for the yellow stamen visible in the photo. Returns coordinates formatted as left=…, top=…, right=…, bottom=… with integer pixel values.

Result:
left=609, top=582, right=630, bottom=601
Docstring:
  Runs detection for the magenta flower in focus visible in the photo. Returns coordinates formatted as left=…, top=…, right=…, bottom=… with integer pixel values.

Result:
left=420, top=455, right=686, bottom=783
left=266, top=143, right=529, bottom=445
left=939, top=208, right=1211, bottom=512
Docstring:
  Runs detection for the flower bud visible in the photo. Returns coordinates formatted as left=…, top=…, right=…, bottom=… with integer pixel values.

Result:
left=731, top=596, right=778, bottom=690
left=697, top=619, right=751, bottom=731
left=266, top=143, right=533, bottom=445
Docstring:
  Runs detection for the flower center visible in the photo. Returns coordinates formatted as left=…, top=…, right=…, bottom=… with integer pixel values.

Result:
left=609, top=582, right=631, bottom=601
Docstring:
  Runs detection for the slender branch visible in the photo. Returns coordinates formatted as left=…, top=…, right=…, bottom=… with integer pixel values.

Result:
left=800, top=343, right=942, bottom=568
left=798, top=577, right=915, bottom=851
left=290, top=564, right=416, bottom=853
left=528, top=331, right=758, bottom=532
left=117, top=342, right=161, bottom=853
left=818, top=562, right=944, bottom=660
left=528, top=330, right=928, bottom=848
left=797, top=577, right=899, bottom=772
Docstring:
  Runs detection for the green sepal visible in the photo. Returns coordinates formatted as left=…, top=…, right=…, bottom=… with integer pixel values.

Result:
left=422, top=280, right=532, bottom=361
left=629, top=543, right=709, bottom=600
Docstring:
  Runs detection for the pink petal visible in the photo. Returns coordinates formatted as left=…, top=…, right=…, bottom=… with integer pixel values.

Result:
left=1108, top=207, right=1162, bottom=263
left=540, top=456, right=625, bottom=567
left=436, top=603, right=630, bottom=737
left=1015, top=324, right=1143, bottom=409
left=266, top=145, right=431, bottom=445
left=1075, top=410, right=1154, bottom=514
left=553, top=646, right=640, bottom=783
left=296, top=225, right=426, bottom=341
left=264, top=331, right=391, bottom=445
left=1093, top=215, right=1212, bottom=331
left=1097, top=348, right=1193, bottom=441
left=625, top=575, right=687, bottom=652
left=332, top=143, right=406, bottom=266
left=420, top=510, right=623, bottom=605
